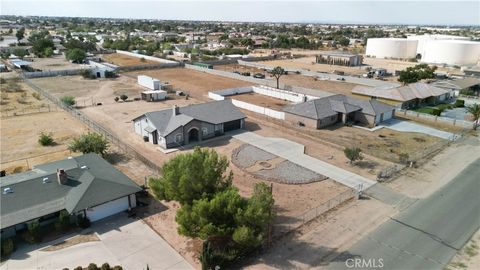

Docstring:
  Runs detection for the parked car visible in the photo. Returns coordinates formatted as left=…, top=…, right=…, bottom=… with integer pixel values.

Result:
left=253, top=73, right=265, bottom=79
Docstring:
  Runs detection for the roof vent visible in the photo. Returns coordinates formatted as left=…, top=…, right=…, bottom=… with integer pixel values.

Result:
left=3, top=187, right=13, bottom=194
left=67, top=156, right=73, bottom=159
left=42, top=177, right=50, bottom=184
left=80, top=165, right=88, bottom=169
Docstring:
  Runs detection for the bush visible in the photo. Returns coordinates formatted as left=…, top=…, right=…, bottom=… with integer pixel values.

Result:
left=32, top=92, right=42, bottom=100
left=87, top=263, right=98, bottom=270
left=398, top=153, right=409, bottom=164
left=104, top=71, right=116, bottom=78
left=38, top=132, right=54, bottom=146
left=55, top=210, right=71, bottom=232
left=74, top=267, right=83, bottom=270
left=114, top=96, right=119, bottom=102
left=112, top=266, right=123, bottom=270
left=454, top=99, right=465, bottom=107
left=344, top=147, right=363, bottom=164
left=27, top=219, right=41, bottom=242
left=68, top=132, right=109, bottom=156
left=60, top=95, right=76, bottom=107
left=100, top=263, right=111, bottom=270
left=76, top=215, right=91, bottom=229
left=1, top=238, right=14, bottom=258
left=120, top=94, right=128, bottom=102
left=80, top=69, right=92, bottom=79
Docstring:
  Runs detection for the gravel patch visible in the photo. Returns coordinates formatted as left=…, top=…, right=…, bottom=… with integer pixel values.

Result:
left=254, top=160, right=327, bottom=184
left=232, top=144, right=276, bottom=168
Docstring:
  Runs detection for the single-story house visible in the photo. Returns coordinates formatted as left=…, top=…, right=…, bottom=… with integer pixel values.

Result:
left=283, top=94, right=395, bottom=129
left=432, top=77, right=480, bottom=97
left=9, top=59, right=32, bottom=69
left=0, top=154, right=142, bottom=238
left=133, top=100, right=246, bottom=149
left=351, top=82, right=451, bottom=109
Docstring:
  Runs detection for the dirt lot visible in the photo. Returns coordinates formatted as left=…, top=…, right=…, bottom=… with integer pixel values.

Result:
left=126, top=67, right=254, bottom=100
left=215, top=63, right=267, bottom=75
left=28, top=56, right=90, bottom=71
left=260, top=57, right=367, bottom=76
left=0, top=110, right=90, bottom=173
left=1, top=79, right=54, bottom=116
left=101, top=53, right=157, bottom=66
left=29, top=75, right=146, bottom=106
left=228, top=92, right=292, bottom=110
left=282, top=73, right=357, bottom=96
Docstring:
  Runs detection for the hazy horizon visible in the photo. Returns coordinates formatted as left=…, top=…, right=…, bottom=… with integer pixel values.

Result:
left=1, top=0, right=479, bottom=26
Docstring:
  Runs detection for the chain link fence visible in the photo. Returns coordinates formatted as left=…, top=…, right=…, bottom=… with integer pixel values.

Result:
left=22, top=75, right=161, bottom=173
left=1, top=105, right=59, bottom=118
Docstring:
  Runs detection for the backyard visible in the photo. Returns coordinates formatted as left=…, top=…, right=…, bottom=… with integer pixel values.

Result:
left=101, top=53, right=157, bottom=66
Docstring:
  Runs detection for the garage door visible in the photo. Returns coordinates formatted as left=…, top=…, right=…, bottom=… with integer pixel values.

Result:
left=86, top=196, right=129, bottom=222
left=223, top=120, right=241, bottom=132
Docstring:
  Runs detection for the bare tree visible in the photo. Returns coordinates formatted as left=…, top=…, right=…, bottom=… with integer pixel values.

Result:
left=271, top=66, right=285, bottom=89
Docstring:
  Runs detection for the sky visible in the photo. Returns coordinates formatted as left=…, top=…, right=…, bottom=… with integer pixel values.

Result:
left=1, top=0, right=479, bottom=26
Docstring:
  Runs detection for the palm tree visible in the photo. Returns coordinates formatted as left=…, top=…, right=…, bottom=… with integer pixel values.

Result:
left=466, top=103, right=480, bottom=130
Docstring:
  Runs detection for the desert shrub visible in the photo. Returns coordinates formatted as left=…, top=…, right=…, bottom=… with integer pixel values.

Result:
left=112, top=266, right=123, bottom=270
left=398, top=153, right=409, bottom=164
left=60, top=95, right=76, bottom=107
left=454, top=99, right=465, bottom=107
left=32, top=92, right=42, bottom=100
left=100, top=263, right=111, bottom=270
left=68, top=132, right=109, bottom=156
left=38, top=132, right=54, bottom=146
left=27, top=219, right=41, bottom=242
left=140, top=57, right=146, bottom=62
left=74, top=267, right=83, bottom=270
left=80, top=69, right=93, bottom=79
left=114, top=96, right=119, bottom=102
left=87, top=263, right=98, bottom=270
left=1, top=238, right=14, bottom=259
left=120, top=94, right=128, bottom=101
left=13, top=166, right=24, bottom=173
left=55, top=210, right=71, bottom=231
left=344, top=147, right=363, bottom=164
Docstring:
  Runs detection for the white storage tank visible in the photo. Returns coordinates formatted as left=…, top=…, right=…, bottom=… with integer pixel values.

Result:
left=138, top=75, right=160, bottom=90
left=365, top=38, right=418, bottom=59
left=421, top=40, right=480, bottom=66
left=407, top=34, right=471, bottom=57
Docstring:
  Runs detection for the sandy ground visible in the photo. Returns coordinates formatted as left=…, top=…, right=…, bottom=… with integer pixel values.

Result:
left=102, top=53, right=157, bottom=66
left=215, top=63, right=268, bottom=75
left=228, top=92, right=292, bottom=110
left=28, top=56, right=90, bottom=71
left=1, top=81, right=54, bottom=116
left=447, top=229, right=480, bottom=270
left=259, top=57, right=367, bottom=76
left=0, top=111, right=89, bottom=173
left=126, top=68, right=254, bottom=101
left=386, top=136, right=480, bottom=199
left=281, top=73, right=357, bottom=96
left=396, top=114, right=468, bottom=134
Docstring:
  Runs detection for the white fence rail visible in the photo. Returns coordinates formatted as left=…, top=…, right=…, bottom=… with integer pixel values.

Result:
left=231, top=99, right=285, bottom=120
left=115, top=50, right=179, bottom=64
left=399, top=109, right=474, bottom=128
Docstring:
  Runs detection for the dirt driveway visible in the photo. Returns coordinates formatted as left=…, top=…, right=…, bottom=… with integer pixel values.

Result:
left=0, top=214, right=193, bottom=270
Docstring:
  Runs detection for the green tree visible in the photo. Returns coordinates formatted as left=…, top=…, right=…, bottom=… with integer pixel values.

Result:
left=344, top=147, right=363, bottom=164
left=271, top=66, right=285, bottom=89
left=149, top=147, right=232, bottom=206
left=60, top=95, right=76, bottom=106
left=15, top=27, right=25, bottom=41
left=69, top=132, right=109, bottom=156
left=38, top=132, right=54, bottom=146
left=66, top=48, right=86, bottom=63
left=398, top=64, right=437, bottom=84
left=13, top=48, right=28, bottom=59
left=466, top=103, right=480, bottom=130
left=32, top=38, right=55, bottom=57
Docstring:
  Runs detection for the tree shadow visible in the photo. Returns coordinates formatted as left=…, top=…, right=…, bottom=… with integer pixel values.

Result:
left=104, top=151, right=131, bottom=165
left=355, top=160, right=378, bottom=169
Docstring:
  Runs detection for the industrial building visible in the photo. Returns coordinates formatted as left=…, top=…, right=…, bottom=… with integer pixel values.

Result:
left=365, top=38, right=418, bottom=59
left=315, top=51, right=363, bottom=66
left=366, top=35, right=480, bottom=66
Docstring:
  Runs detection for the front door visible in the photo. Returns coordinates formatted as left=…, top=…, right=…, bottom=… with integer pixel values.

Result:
left=188, top=128, right=199, bottom=142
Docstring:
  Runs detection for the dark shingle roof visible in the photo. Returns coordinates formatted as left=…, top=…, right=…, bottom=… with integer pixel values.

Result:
left=135, top=100, right=246, bottom=136
left=283, top=94, right=394, bottom=119
left=0, top=154, right=141, bottom=229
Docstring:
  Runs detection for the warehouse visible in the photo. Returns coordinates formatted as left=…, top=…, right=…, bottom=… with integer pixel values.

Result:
left=133, top=100, right=246, bottom=149
left=315, top=51, right=363, bottom=66
left=365, top=38, right=418, bottom=60
left=0, top=154, right=141, bottom=237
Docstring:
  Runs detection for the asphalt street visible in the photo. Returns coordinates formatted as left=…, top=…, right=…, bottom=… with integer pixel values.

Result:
left=327, top=158, right=480, bottom=270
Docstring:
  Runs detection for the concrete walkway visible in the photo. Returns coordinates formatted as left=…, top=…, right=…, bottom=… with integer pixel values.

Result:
left=232, top=132, right=376, bottom=190
left=379, top=118, right=458, bottom=140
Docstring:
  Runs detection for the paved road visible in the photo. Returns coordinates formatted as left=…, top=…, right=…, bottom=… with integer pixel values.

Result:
left=379, top=119, right=457, bottom=140
left=327, top=158, right=480, bottom=270
left=233, top=132, right=376, bottom=189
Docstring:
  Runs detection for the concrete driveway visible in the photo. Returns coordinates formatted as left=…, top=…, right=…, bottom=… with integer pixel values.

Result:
left=232, top=131, right=376, bottom=190
left=1, top=214, right=193, bottom=270
left=380, top=119, right=457, bottom=140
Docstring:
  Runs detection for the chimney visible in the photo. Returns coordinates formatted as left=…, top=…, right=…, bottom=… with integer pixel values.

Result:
left=173, top=105, right=180, bottom=115
left=57, top=169, right=68, bottom=185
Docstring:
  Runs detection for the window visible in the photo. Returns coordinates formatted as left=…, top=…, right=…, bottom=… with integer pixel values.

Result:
left=202, top=127, right=208, bottom=136
left=175, top=133, right=183, bottom=143
left=331, top=116, right=336, bottom=121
